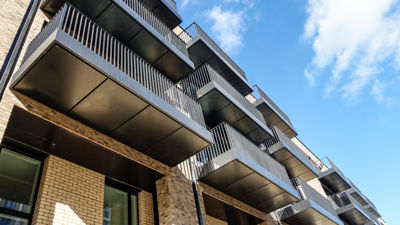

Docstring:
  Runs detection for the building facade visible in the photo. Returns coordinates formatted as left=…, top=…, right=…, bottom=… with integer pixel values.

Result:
left=0, top=0, right=385, bottom=225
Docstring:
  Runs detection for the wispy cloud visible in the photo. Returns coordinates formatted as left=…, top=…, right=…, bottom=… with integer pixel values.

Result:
left=205, top=1, right=255, bottom=55
left=206, top=6, right=246, bottom=54
left=181, top=0, right=190, bottom=9
left=303, top=0, right=400, bottom=103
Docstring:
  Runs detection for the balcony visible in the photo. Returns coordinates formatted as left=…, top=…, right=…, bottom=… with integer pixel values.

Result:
left=365, top=201, right=382, bottom=219
left=136, top=0, right=182, bottom=29
left=192, top=123, right=300, bottom=213
left=179, top=64, right=273, bottom=144
left=262, top=127, right=321, bottom=182
left=11, top=4, right=213, bottom=166
left=253, top=86, right=297, bottom=139
left=318, top=158, right=352, bottom=194
left=276, top=178, right=343, bottom=225
left=330, top=192, right=372, bottom=225
left=178, top=23, right=253, bottom=96
left=40, top=0, right=193, bottom=81
left=347, top=180, right=369, bottom=206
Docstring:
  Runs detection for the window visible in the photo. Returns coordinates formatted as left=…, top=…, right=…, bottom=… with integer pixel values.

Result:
left=103, top=184, right=138, bottom=225
left=0, top=148, right=42, bottom=224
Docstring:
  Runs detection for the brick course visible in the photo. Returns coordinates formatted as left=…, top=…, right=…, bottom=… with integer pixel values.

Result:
left=31, top=155, right=105, bottom=225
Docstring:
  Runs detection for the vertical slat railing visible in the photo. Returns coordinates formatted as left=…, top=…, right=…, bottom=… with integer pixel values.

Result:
left=193, top=123, right=292, bottom=187
left=121, top=0, right=188, bottom=57
left=296, top=178, right=338, bottom=217
left=180, top=23, right=246, bottom=79
left=20, top=4, right=205, bottom=128
left=22, top=4, right=66, bottom=63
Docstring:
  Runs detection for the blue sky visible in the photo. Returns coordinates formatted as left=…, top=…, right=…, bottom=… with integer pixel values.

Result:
left=178, top=0, right=399, bottom=224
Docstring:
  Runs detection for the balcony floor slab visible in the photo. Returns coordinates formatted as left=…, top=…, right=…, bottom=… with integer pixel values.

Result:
left=12, top=30, right=212, bottom=166
left=197, top=149, right=299, bottom=213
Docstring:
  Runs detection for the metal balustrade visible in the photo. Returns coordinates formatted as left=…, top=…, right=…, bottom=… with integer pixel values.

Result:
left=192, top=122, right=292, bottom=186
left=329, top=191, right=371, bottom=218
left=179, top=64, right=266, bottom=124
left=262, top=126, right=322, bottom=173
left=121, top=0, right=188, bottom=57
left=179, top=23, right=246, bottom=80
left=22, top=4, right=205, bottom=127
left=294, top=178, right=338, bottom=217
left=253, top=85, right=293, bottom=126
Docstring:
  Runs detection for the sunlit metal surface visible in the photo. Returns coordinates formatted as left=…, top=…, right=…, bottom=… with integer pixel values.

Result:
left=330, top=192, right=372, bottom=225
left=262, top=127, right=320, bottom=181
left=11, top=4, right=212, bottom=166
left=253, top=86, right=297, bottom=138
left=318, top=158, right=351, bottom=194
left=276, top=178, right=343, bottom=225
left=192, top=123, right=299, bottom=213
left=40, top=0, right=193, bottom=81
left=178, top=23, right=253, bottom=96
left=179, top=65, right=273, bottom=145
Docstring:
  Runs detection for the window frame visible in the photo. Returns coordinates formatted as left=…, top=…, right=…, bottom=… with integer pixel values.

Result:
left=0, top=144, right=45, bottom=225
left=104, top=178, right=140, bottom=225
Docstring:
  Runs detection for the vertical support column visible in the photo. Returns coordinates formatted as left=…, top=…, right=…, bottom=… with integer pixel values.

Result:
left=32, top=155, right=105, bottom=225
left=156, top=167, right=199, bottom=225
left=139, top=190, right=155, bottom=225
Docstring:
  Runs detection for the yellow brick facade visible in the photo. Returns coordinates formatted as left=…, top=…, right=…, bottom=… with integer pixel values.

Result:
left=138, top=191, right=155, bottom=225
left=31, top=155, right=105, bottom=225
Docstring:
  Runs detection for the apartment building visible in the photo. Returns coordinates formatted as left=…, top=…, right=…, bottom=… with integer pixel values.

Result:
left=0, top=0, right=385, bottom=225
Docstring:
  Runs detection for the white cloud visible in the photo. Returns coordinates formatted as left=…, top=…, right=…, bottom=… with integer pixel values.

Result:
left=304, top=0, right=400, bottom=102
left=181, top=0, right=190, bottom=9
left=207, top=6, right=246, bottom=54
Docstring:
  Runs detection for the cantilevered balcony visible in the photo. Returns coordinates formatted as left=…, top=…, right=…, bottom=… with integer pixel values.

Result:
left=11, top=4, right=212, bottom=166
left=347, top=180, right=369, bottom=206
left=178, top=23, right=253, bottom=96
left=192, top=123, right=300, bottom=213
left=329, top=192, right=372, bottom=225
left=319, top=158, right=352, bottom=194
left=262, top=127, right=320, bottom=182
left=276, top=178, right=343, bottom=225
left=365, top=198, right=382, bottom=219
left=179, top=64, right=273, bottom=144
left=40, top=0, right=193, bottom=81
left=137, top=0, right=182, bottom=29
left=253, top=86, right=297, bottom=138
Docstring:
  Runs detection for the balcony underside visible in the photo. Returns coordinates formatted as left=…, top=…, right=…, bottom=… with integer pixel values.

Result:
left=255, top=99, right=297, bottom=139
left=203, top=194, right=263, bottom=225
left=281, top=200, right=343, bottom=225
left=268, top=142, right=318, bottom=182
left=11, top=33, right=211, bottom=166
left=187, top=38, right=252, bottom=96
left=197, top=82, right=272, bottom=145
left=337, top=204, right=371, bottom=225
left=198, top=149, right=299, bottom=213
left=367, top=206, right=381, bottom=218
left=138, top=0, right=182, bottom=29
left=40, top=0, right=193, bottom=81
left=319, top=169, right=351, bottom=193
left=3, top=107, right=164, bottom=192
left=349, top=189, right=368, bottom=206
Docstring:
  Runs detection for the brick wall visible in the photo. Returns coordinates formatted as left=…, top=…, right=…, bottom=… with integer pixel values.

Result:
left=156, top=166, right=199, bottom=225
left=32, top=155, right=105, bottom=225
left=139, top=191, right=155, bottom=225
